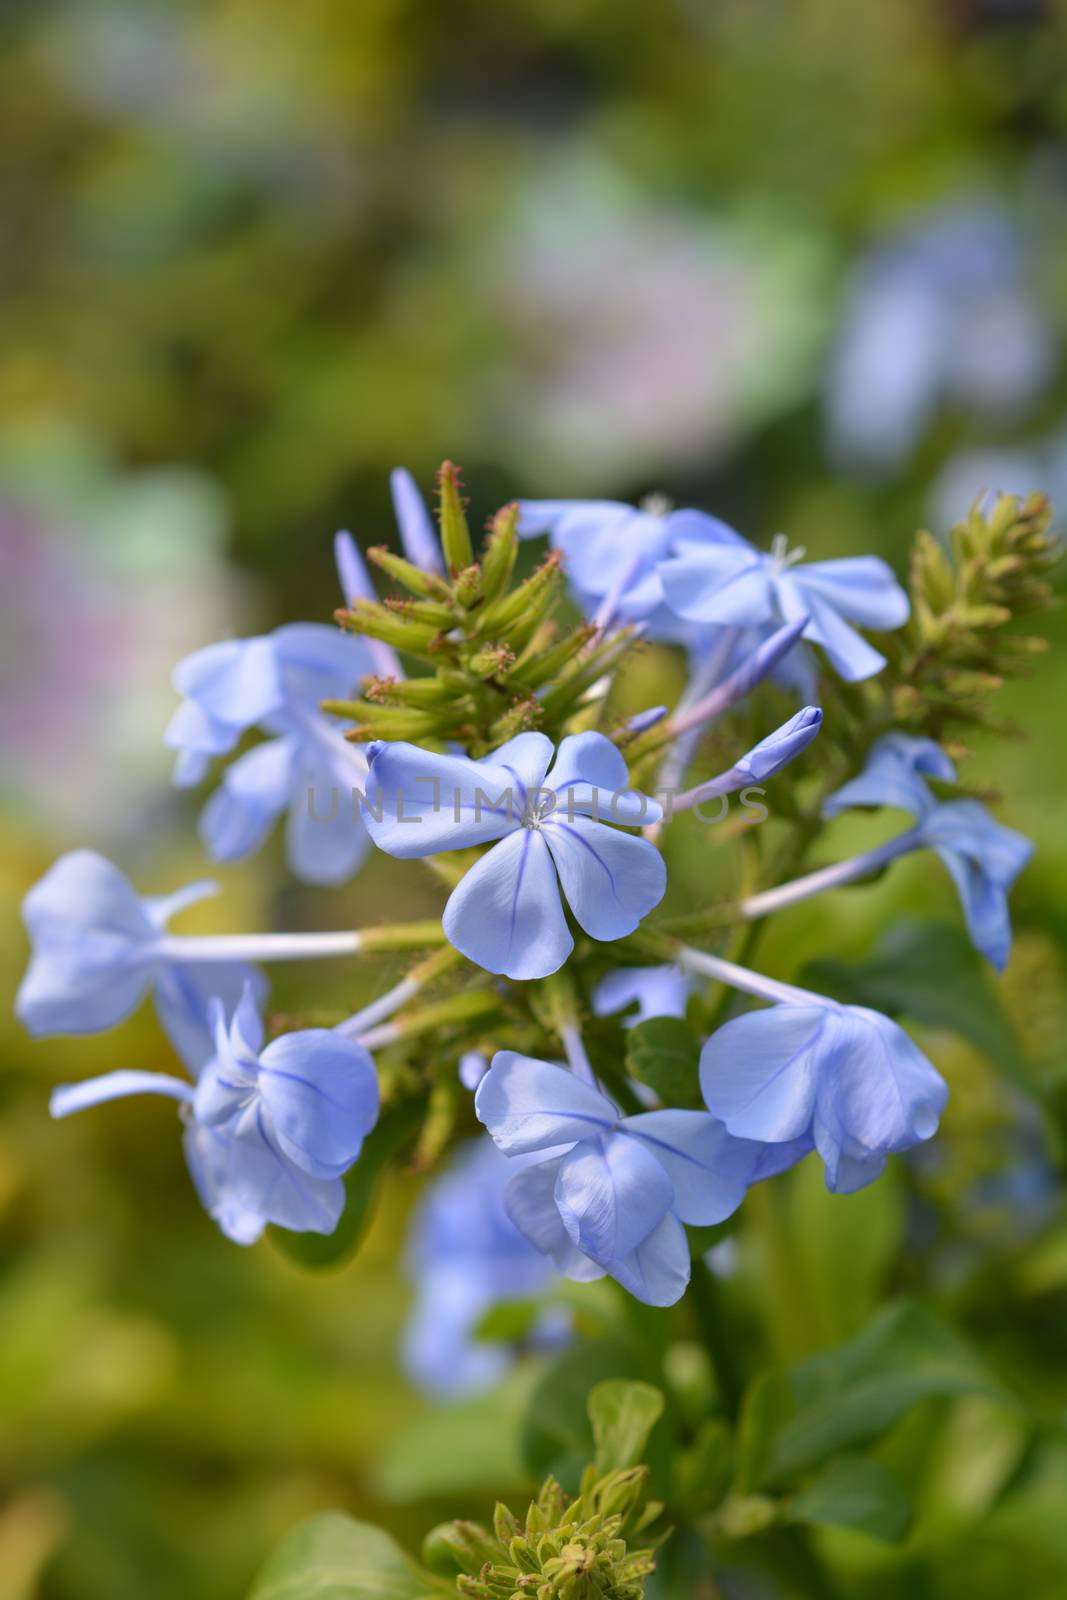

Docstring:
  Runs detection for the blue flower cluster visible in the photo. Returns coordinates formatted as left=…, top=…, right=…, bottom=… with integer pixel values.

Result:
left=14, top=473, right=1034, bottom=1307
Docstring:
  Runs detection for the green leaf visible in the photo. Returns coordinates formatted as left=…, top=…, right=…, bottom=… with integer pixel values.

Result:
left=801, top=919, right=1023, bottom=1079
left=676, top=1418, right=734, bottom=1513
left=734, top=1370, right=795, bottom=1494
left=625, top=1016, right=704, bottom=1108
left=588, top=1379, right=665, bottom=1473
left=789, top=1456, right=912, bottom=1543
left=768, top=1301, right=1014, bottom=1483
left=270, top=1101, right=422, bottom=1271
left=248, top=1513, right=437, bottom=1600
left=522, top=1336, right=645, bottom=1489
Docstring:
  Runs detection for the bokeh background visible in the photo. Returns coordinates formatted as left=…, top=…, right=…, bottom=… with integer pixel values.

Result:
left=3, top=3, right=1067, bottom=1596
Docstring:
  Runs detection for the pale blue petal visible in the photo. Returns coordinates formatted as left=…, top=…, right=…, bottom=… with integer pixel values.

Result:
left=699, top=1006, right=827, bottom=1143
left=51, top=1070, right=193, bottom=1118
left=924, top=800, right=1032, bottom=970
left=545, top=732, right=661, bottom=825
left=198, top=737, right=297, bottom=862
left=391, top=467, right=443, bottom=574
left=517, top=499, right=628, bottom=539
left=543, top=816, right=666, bottom=942
left=171, top=747, right=213, bottom=787
left=143, top=880, right=220, bottom=930
left=504, top=1158, right=607, bottom=1281
left=730, top=706, right=823, bottom=784
left=363, top=741, right=520, bottom=856
left=155, top=960, right=267, bottom=1076
left=334, top=529, right=376, bottom=605
left=183, top=1122, right=267, bottom=1245
left=816, top=1007, right=947, bottom=1155
left=749, top=1135, right=815, bottom=1181
left=659, top=544, right=773, bottom=626
left=257, top=1030, right=378, bottom=1179
left=226, top=1103, right=346, bottom=1234
left=620, top=1110, right=757, bottom=1226
left=813, top=1118, right=888, bottom=1195
left=793, top=557, right=910, bottom=630
left=286, top=743, right=371, bottom=886
left=823, top=734, right=955, bottom=820
left=164, top=697, right=239, bottom=763
left=609, top=1211, right=691, bottom=1307
left=662, top=509, right=751, bottom=549
left=444, top=829, right=573, bottom=980
left=271, top=623, right=373, bottom=706
left=172, top=636, right=283, bottom=728
left=593, top=965, right=690, bottom=1027
left=475, top=1052, right=616, bottom=1154
left=483, top=732, right=555, bottom=799
left=554, top=1132, right=674, bottom=1263
left=787, top=583, right=888, bottom=681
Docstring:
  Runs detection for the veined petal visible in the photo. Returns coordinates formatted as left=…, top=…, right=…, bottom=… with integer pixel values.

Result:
left=483, top=732, right=555, bottom=800
left=172, top=636, right=284, bottom=728
left=554, top=1132, right=673, bottom=1264
left=286, top=742, right=371, bottom=887
left=183, top=1122, right=266, bottom=1245
left=699, top=1005, right=827, bottom=1143
left=543, top=816, right=666, bottom=942
left=659, top=544, right=773, bottom=627
left=816, top=1006, right=947, bottom=1154
left=545, top=732, right=661, bottom=825
left=789, top=584, right=888, bottom=681
left=822, top=734, right=955, bottom=820
left=257, top=1030, right=378, bottom=1179
left=443, top=829, right=573, bottom=980
left=620, top=1110, right=757, bottom=1226
left=609, top=1212, right=691, bottom=1307
left=793, top=557, right=910, bottom=630
left=813, top=1117, right=888, bottom=1195
left=155, top=960, right=267, bottom=1076
left=226, top=1103, right=346, bottom=1235
left=363, top=742, right=520, bottom=856
left=504, top=1159, right=607, bottom=1282
left=51, top=1070, right=193, bottom=1118
left=475, top=1052, right=616, bottom=1154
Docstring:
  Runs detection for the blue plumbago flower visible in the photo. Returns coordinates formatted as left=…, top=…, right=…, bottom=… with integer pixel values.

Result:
left=50, top=985, right=378, bottom=1244
left=165, top=621, right=375, bottom=886
left=823, top=735, right=1033, bottom=970
left=518, top=497, right=745, bottom=635
left=363, top=732, right=666, bottom=981
left=699, top=1002, right=948, bottom=1194
left=658, top=528, right=909, bottom=682
left=403, top=1136, right=565, bottom=1397
left=476, top=1052, right=789, bottom=1307
left=16, top=850, right=265, bottom=1070
left=593, top=965, right=692, bottom=1028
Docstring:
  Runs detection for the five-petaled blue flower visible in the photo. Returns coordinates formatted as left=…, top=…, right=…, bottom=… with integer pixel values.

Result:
left=16, top=850, right=265, bottom=1070
left=823, top=734, right=1033, bottom=970
left=658, top=529, right=910, bottom=681
left=363, top=732, right=666, bottom=981
left=50, top=985, right=378, bottom=1244
left=403, top=1136, right=565, bottom=1397
left=699, top=1002, right=948, bottom=1193
left=476, top=1052, right=802, bottom=1307
left=165, top=622, right=375, bottom=886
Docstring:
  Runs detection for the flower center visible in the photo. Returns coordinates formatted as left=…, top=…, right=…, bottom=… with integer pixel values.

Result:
left=769, top=531, right=807, bottom=574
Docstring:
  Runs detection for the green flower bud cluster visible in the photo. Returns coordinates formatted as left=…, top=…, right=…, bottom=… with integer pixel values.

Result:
left=328, top=461, right=637, bottom=757
left=424, top=1465, right=662, bottom=1600
left=888, top=490, right=1060, bottom=744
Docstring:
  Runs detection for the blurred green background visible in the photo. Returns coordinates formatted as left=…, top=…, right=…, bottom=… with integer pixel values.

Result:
left=3, top=3, right=1067, bottom=1596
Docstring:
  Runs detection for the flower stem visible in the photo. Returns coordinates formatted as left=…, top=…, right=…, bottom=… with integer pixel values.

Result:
left=735, top=829, right=921, bottom=920
left=160, top=931, right=364, bottom=963
left=337, top=944, right=461, bottom=1039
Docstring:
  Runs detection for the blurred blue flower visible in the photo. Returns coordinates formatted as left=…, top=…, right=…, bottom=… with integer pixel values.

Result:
left=16, top=850, right=265, bottom=1070
left=659, top=530, right=909, bottom=682
left=403, top=1136, right=564, bottom=1397
left=826, top=204, right=1054, bottom=473
left=364, top=732, right=665, bottom=980
left=51, top=985, right=378, bottom=1244
left=476, top=1052, right=778, bottom=1306
left=593, top=965, right=692, bottom=1028
left=518, top=498, right=743, bottom=634
left=166, top=622, right=375, bottom=886
left=699, top=1003, right=947, bottom=1193
left=823, top=735, right=1033, bottom=969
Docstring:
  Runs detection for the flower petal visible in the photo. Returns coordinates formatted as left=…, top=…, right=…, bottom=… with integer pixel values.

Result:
left=822, top=734, right=955, bottom=820
left=593, top=965, right=691, bottom=1027
left=793, top=557, right=910, bottom=630
left=504, top=1158, right=607, bottom=1281
left=545, top=732, right=661, bottom=825
left=543, top=816, right=666, bottom=942
left=286, top=743, right=372, bottom=886
left=816, top=1006, right=947, bottom=1155
left=659, top=544, right=773, bottom=627
left=443, top=829, right=573, bottom=980
left=225, top=1103, right=346, bottom=1234
left=699, top=1005, right=827, bottom=1143
left=475, top=1052, right=616, bottom=1154
left=257, top=1030, right=378, bottom=1178
left=172, top=636, right=284, bottom=728
left=363, top=742, right=520, bottom=856
left=155, top=960, right=267, bottom=1076
left=610, top=1212, right=691, bottom=1307
left=554, top=1132, right=674, bottom=1263
left=51, top=1070, right=193, bottom=1118
left=620, top=1110, right=758, bottom=1225
left=199, top=737, right=297, bottom=862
